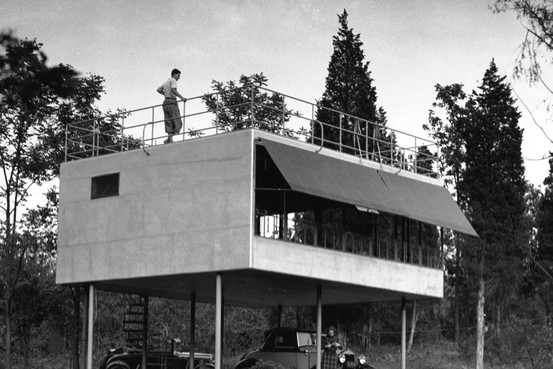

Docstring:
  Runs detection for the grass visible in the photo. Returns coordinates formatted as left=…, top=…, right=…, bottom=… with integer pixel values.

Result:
left=365, top=342, right=530, bottom=369
left=7, top=342, right=536, bottom=369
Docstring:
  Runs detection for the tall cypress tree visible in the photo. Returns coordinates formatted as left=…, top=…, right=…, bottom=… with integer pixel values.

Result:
left=314, top=10, right=389, bottom=155
left=427, top=60, right=527, bottom=363
left=460, top=60, right=526, bottom=366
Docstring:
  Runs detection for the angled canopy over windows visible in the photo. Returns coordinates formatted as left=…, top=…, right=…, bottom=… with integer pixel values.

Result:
left=259, top=139, right=478, bottom=237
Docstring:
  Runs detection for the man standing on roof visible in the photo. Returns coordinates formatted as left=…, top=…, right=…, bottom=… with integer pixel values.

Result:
left=157, top=68, right=187, bottom=143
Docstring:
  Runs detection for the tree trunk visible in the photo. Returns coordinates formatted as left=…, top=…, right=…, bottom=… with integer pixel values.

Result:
left=5, top=296, right=12, bottom=369
left=476, top=275, right=485, bottom=369
left=23, top=336, right=30, bottom=368
left=362, top=322, right=369, bottom=351
left=496, top=305, right=501, bottom=340
left=454, top=245, right=460, bottom=345
left=407, top=300, right=418, bottom=354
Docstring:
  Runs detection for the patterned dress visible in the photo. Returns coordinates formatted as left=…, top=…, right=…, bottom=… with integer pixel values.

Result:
left=321, top=335, right=340, bottom=369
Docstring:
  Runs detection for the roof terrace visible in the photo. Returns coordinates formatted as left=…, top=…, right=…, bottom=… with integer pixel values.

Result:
left=64, top=86, right=439, bottom=177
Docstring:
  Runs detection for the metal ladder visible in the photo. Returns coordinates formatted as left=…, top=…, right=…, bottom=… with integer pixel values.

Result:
left=123, top=297, right=147, bottom=348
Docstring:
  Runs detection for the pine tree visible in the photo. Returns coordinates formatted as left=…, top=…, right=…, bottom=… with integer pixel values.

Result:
left=460, top=60, right=527, bottom=367
left=314, top=10, right=388, bottom=156
left=426, top=60, right=527, bottom=362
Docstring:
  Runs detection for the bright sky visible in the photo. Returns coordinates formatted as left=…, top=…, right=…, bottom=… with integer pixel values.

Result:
left=2, top=0, right=552, bottom=186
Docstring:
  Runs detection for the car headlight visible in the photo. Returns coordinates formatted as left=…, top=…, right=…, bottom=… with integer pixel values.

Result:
left=339, top=354, right=346, bottom=363
left=358, top=355, right=366, bottom=365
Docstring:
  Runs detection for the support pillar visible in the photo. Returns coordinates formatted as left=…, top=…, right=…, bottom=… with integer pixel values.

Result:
left=81, top=288, right=89, bottom=369
left=190, top=293, right=196, bottom=369
left=316, top=285, right=322, bottom=369
left=142, top=296, right=149, bottom=369
left=87, top=285, right=95, bottom=369
left=401, top=297, right=406, bottom=369
left=215, top=274, right=223, bottom=369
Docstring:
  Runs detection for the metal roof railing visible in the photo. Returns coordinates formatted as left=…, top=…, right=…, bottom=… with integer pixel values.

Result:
left=64, top=86, right=439, bottom=177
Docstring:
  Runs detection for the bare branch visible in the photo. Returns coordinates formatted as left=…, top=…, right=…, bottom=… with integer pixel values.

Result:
left=512, top=86, right=553, bottom=144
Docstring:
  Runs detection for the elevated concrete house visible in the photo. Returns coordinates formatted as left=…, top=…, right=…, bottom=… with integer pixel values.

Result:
left=56, top=87, right=476, bottom=369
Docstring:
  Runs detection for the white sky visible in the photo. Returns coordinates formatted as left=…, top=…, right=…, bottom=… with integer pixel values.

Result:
left=2, top=0, right=552, bottom=186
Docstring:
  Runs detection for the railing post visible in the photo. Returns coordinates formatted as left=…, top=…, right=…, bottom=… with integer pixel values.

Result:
left=436, top=145, right=441, bottom=179
left=311, top=105, right=315, bottom=145
left=151, top=107, right=155, bottom=147
left=250, top=84, right=255, bottom=128
left=121, top=116, right=125, bottom=151
left=339, top=114, right=343, bottom=152
left=216, top=95, right=220, bottom=135
left=64, top=123, right=68, bottom=161
left=365, top=121, right=369, bottom=159
left=182, top=100, right=186, bottom=141
left=92, top=120, right=97, bottom=157
left=281, top=95, right=285, bottom=134
left=414, top=137, right=418, bottom=173
left=391, top=133, right=395, bottom=166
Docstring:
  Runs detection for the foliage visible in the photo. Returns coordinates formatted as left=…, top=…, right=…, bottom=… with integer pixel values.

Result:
left=492, top=0, right=553, bottom=149
left=0, top=33, right=81, bottom=369
left=425, top=60, right=528, bottom=367
left=493, top=0, right=553, bottom=84
left=0, top=32, right=137, bottom=369
left=486, top=316, right=553, bottom=368
left=461, top=59, right=527, bottom=305
left=202, top=73, right=295, bottom=137
left=530, top=156, right=553, bottom=324
left=425, top=83, right=469, bottom=196
left=313, top=10, right=393, bottom=157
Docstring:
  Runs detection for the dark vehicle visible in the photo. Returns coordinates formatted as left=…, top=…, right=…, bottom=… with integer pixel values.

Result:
left=98, top=340, right=214, bottom=369
left=234, top=327, right=374, bottom=369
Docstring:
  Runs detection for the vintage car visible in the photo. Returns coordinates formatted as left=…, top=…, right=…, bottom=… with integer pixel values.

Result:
left=234, top=327, right=374, bottom=369
left=98, top=339, right=214, bottom=369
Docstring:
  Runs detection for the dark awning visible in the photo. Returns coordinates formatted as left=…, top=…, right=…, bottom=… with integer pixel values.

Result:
left=260, top=139, right=478, bottom=237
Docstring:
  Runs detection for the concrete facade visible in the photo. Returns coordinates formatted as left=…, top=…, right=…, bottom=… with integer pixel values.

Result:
left=58, top=130, right=253, bottom=284
left=57, top=129, right=444, bottom=306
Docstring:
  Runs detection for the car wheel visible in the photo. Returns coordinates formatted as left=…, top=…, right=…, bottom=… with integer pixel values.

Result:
left=106, top=360, right=131, bottom=369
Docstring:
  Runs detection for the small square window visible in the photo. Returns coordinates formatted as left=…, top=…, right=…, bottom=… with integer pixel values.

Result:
left=91, top=173, right=119, bottom=199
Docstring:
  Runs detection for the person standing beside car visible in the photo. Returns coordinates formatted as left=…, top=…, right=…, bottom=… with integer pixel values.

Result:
left=157, top=68, right=187, bottom=144
left=322, top=326, right=341, bottom=369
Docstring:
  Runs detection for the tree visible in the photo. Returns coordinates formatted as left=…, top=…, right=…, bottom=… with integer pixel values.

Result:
left=425, top=83, right=471, bottom=344
left=0, top=33, right=119, bottom=369
left=493, top=1, right=553, bottom=151
left=0, top=34, right=76, bottom=369
left=202, top=73, right=294, bottom=137
left=463, top=60, right=526, bottom=368
left=493, top=0, right=553, bottom=85
left=313, top=10, right=391, bottom=156
left=532, top=156, right=553, bottom=323
left=426, top=60, right=527, bottom=367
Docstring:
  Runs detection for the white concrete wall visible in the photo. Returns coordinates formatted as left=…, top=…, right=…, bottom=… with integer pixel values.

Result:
left=252, top=237, right=443, bottom=299
left=57, top=130, right=254, bottom=284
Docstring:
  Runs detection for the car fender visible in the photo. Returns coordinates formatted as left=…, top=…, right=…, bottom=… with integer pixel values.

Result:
left=106, top=360, right=131, bottom=369
left=234, top=357, right=259, bottom=369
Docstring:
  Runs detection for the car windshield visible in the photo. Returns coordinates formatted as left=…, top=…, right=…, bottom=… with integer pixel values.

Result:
left=297, top=332, right=317, bottom=346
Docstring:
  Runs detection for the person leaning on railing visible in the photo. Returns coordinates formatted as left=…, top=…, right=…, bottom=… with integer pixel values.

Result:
left=157, top=68, right=187, bottom=144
